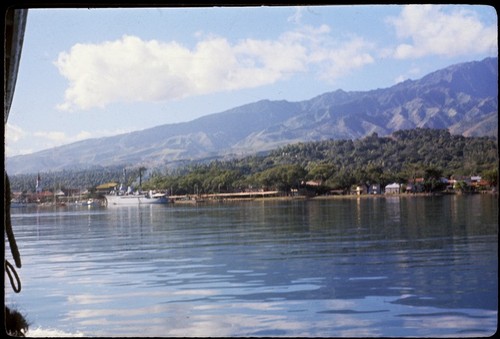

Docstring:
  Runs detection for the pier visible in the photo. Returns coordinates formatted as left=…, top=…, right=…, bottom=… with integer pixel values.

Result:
left=169, top=190, right=280, bottom=203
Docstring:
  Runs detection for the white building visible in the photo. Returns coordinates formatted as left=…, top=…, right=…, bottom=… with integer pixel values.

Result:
left=385, top=183, right=401, bottom=194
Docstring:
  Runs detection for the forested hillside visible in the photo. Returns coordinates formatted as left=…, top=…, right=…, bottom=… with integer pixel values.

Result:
left=8, top=128, right=498, bottom=194
left=270, top=128, right=497, bottom=179
left=142, top=128, right=497, bottom=194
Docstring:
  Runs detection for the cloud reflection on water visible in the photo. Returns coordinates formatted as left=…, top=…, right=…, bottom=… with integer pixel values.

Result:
left=9, top=197, right=498, bottom=336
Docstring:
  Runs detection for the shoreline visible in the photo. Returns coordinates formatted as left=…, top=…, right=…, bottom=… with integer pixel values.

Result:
left=12, top=190, right=497, bottom=209
left=178, top=190, right=498, bottom=203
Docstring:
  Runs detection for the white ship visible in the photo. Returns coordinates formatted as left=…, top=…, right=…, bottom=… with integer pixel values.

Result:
left=105, top=191, right=168, bottom=206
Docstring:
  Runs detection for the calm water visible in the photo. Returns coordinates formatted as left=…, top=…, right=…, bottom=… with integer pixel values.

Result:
left=6, top=195, right=498, bottom=337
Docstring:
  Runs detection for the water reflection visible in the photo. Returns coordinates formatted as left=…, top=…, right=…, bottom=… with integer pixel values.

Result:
left=7, top=195, right=498, bottom=337
left=385, top=196, right=401, bottom=223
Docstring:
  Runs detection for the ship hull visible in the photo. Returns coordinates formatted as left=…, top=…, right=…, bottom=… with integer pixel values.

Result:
left=105, top=194, right=168, bottom=206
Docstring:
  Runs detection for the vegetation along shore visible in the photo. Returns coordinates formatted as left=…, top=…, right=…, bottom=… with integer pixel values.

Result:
left=8, top=128, right=498, bottom=204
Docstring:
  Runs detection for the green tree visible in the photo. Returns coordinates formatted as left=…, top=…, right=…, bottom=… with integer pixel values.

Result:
left=328, top=168, right=355, bottom=191
left=423, top=167, right=445, bottom=192
left=306, top=162, right=336, bottom=182
left=482, top=168, right=498, bottom=187
left=257, top=164, right=306, bottom=193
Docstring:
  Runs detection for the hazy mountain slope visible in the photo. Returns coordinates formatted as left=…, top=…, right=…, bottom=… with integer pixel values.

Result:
left=6, top=57, right=497, bottom=175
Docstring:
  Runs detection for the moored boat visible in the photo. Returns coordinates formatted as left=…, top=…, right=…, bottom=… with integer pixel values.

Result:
left=105, top=191, right=168, bottom=206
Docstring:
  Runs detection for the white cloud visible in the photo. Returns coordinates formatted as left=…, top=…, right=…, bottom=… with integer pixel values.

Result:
left=312, top=36, right=375, bottom=80
left=76, top=130, right=93, bottom=140
left=34, top=130, right=68, bottom=142
left=55, top=25, right=375, bottom=111
left=4, top=123, right=30, bottom=156
left=6, top=127, right=130, bottom=156
left=388, top=5, right=498, bottom=59
left=5, top=123, right=26, bottom=142
left=393, top=65, right=422, bottom=84
left=30, top=130, right=82, bottom=152
left=32, top=129, right=130, bottom=146
left=287, top=6, right=305, bottom=24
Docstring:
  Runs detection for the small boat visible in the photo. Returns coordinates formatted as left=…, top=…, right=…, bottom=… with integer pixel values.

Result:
left=105, top=191, right=168, bottom=206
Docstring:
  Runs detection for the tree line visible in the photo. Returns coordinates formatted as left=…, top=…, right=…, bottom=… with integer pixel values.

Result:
left=143, top=128, right=498, bottom=194
left=8, top=128, right=498, bottom=195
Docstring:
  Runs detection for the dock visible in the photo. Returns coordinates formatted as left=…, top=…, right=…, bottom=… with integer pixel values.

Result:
left=169, top=191, right=280, bottom=203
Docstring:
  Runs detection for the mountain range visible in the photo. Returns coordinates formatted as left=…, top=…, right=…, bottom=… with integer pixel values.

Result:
left=5, top=57, right=498, bottom=175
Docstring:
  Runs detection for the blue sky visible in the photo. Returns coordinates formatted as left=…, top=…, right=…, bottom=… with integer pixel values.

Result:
left=5, top=5, right=498, bottom=157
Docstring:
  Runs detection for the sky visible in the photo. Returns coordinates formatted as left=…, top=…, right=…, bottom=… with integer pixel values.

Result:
left=4, top=4, right=498, bottom=157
